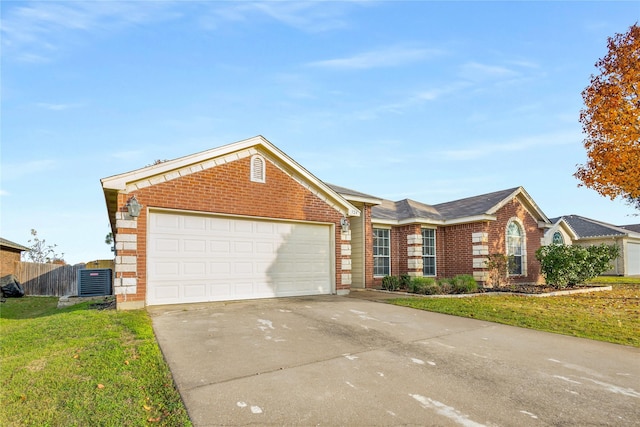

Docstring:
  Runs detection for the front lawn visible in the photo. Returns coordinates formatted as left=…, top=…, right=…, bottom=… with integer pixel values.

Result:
left=390, top=281, right=640, bottom=347
left=0, top=297, right=191, bottom=426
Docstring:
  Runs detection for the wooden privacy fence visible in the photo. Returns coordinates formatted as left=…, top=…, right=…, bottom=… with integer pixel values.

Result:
left=14, top=262, right=86, bottom=296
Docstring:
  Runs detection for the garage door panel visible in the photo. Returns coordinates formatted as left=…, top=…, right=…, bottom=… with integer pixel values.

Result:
left=147, top=212, right=333, bottom=305
left=628, top=243, right=640, bottom=276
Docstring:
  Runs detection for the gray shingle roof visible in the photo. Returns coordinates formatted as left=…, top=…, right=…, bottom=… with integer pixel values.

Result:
left=372, top=199, right=443, bottom=221
left=558, top=215, right=627, bottom=238
left=620, top=224, right=640, bottom=233
left=326, top=183, right=380, bottom=201
left=432, top=187, right=519, bottom=220
left=0, top=238, right=29, bottom=252
left=372, top=187, right=521, bottom=222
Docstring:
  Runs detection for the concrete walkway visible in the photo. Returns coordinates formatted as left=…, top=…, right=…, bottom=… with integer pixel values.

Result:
left=150, top=295, right=640, bottom=426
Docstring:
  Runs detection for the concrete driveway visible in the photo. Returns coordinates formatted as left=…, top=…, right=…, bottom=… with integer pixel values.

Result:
left=149, top=294, right=640, bottom=426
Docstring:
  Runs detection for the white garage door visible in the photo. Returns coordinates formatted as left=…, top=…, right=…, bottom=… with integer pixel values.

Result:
left=147, top=211, right=333, bottom=305
left=627, top=242, right=640, bottom=276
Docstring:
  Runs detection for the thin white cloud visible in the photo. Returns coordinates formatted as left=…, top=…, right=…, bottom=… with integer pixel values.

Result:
left=36, top=102, right=82, bottom=111
left=438, top=130, right=580, bottom=161
left=0, top=189, right=10, bottom=197
left=202, top=1, right=363, bottom=32
left=308, top=46, right=442, bottom=70
left=459, top=62, right=519, bottom=82
left=350, top=81, right=471, bottom=121
left=1, top=1, right=180, bottom=62
left=1, top=159, right=57, bottom=181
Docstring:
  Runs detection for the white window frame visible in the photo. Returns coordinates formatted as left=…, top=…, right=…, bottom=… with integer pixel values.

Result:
left=250, top=154, right=266, bottom=183
left=506, top=218, right=526, bottom=276
left=422, top=227, right=436, bottom=276
left=373, top=228, right=390, bottom=277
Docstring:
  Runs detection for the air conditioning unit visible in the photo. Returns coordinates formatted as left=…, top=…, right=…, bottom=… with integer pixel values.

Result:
left=78, top=269, right=112, bottom=297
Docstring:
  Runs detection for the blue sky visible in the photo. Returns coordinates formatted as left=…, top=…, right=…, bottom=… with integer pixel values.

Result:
left=2, top=1, right=639, bottom=264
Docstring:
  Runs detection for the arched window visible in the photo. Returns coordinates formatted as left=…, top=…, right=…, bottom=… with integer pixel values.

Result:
left=552, top=231, right=564, bottom=245
left=250, top=155, right=266, bottom=183
left=506, top=219, right=525, bottom=275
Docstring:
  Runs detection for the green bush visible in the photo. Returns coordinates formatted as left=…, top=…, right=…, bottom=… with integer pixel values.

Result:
left=381, top=275, right=400, bottom=291
left=409, top=277, right=438, bottom=294
left=399, top=274, right=411, bottom=290
left=451, top=274, right=478, bottom=294
left=535, top=244, right=619, bottom=289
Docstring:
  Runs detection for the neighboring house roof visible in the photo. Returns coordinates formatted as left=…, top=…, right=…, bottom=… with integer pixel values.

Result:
left=101, top=136, right=361, bottom=228
left=0, top=238, right=29, bottom=252
left=553, top=215, right=640, bottom=239
left=372, top=186, right=550, bottom=226
left=620, top=224, right=640, bottom=233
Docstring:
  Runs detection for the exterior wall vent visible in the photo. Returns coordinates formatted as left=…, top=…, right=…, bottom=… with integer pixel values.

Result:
left=78, top=268, right=113, bottom=296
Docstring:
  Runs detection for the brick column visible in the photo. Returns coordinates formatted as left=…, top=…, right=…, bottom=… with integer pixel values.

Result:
left=472, top=232, right=489, bottom=283
left=338, top=227, right=352, bottom=295
left=114, top=210, right=143, bottom=310
left=407, top=233, right=423, bottom=277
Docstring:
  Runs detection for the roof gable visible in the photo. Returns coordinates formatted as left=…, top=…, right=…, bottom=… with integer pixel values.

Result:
left=101, top=136, right=360, bottom=226
left=558, top=215, right=638, bottom=239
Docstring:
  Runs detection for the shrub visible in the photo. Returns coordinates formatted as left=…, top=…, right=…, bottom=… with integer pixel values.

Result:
left=409, top=277, right=438, bottom=295
left=399, top=274, right=411, bottom=290
left=381, top=275, right=400, bottom=291
left=451, top=275, right=478, bottom=294
left=535, top=244, right=619, bottom=289
left=485, top=253, right=509, bottom=288
left=437, top=278, right=453, bottom=294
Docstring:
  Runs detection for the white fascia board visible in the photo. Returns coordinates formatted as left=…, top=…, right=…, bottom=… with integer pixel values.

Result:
left=556, top=219, right=579, bottom=240
left=442, top=215, right=496, bottom=225
left=487, top=186, right=551, bottom=224
left=397, top=217, right=445, bottom=226
left=101, top=136, right=265, bottom=190
left=338, top=194, right=383, bottom=206
left=372, top=214, right=496, bottom=227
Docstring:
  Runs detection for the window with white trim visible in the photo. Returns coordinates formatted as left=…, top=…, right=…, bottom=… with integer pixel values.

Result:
left=373, top=228, right=390, bottom=276
left=250, top=155, right=266, bottom=183
left=507, top=220, right=525, bottom=275
left=422, top=228, right=436, bottom=276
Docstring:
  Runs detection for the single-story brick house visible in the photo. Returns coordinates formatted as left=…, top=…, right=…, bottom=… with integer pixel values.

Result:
left=102, top=136, right=551, bottom=310
left=0, top=237, right=29, bottom=277
left=545, top=215, right=640, bottom=276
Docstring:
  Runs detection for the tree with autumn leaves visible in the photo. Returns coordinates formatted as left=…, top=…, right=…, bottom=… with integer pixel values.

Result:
left=575, top=23, right=640, bottom=210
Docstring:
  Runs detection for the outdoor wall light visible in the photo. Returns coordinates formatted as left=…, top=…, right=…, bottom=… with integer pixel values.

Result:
left=340, top=217, right=350, bottom=233
left=126, top=195, right=141, bottom=218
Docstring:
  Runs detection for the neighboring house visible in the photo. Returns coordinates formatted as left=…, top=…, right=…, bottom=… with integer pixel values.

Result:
left=101, top=136, right=552, bottom=310
left=0, top=238, right=29, bottom=276
left=546, top=215, right=640, bottom=276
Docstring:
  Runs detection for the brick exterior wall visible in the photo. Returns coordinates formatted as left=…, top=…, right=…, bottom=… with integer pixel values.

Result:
left=0, top=248, right=22, bottom=276
left=113, top=155, right=347, bottom=307
left=439, top=222, right=488, bottom=278
left=488, top=198, right=544, bottom=284
left=373, top=196, right=545, bottom=288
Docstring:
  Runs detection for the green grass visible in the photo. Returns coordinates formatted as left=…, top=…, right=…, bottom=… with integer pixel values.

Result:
left=390, top=281, right=640, bottom=347
left=0, top=297, right=191, bottom=427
